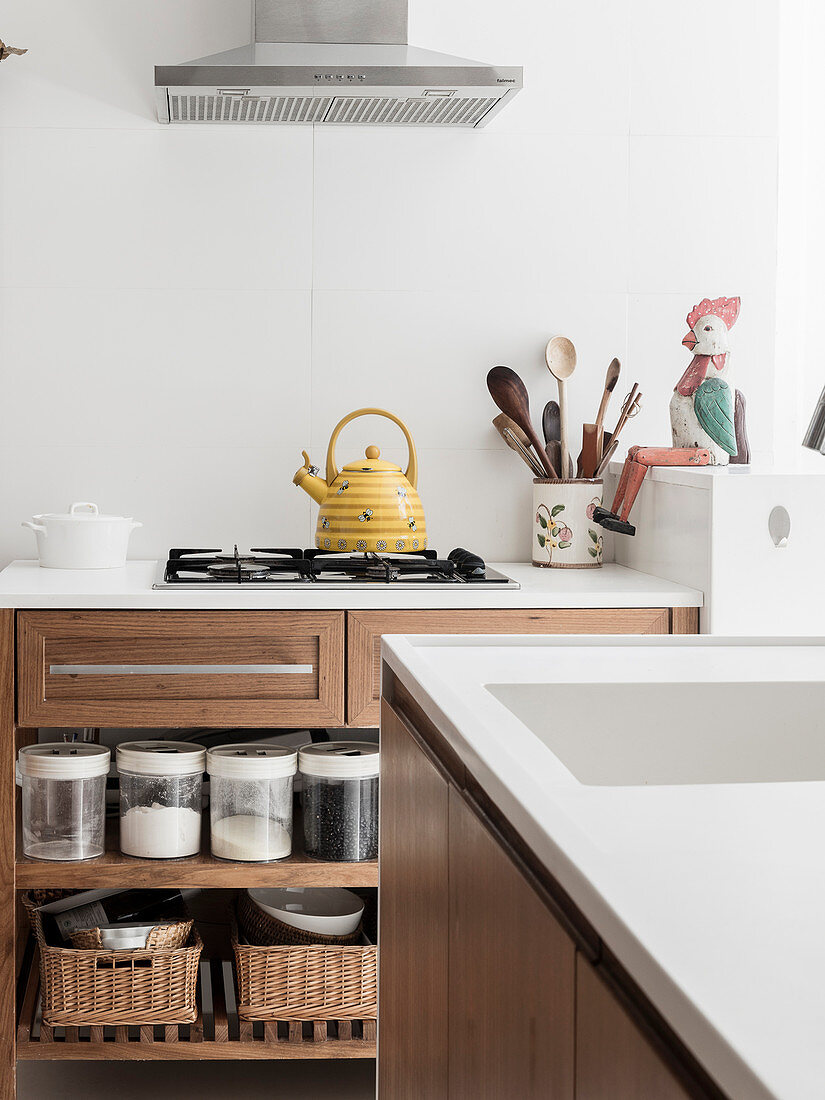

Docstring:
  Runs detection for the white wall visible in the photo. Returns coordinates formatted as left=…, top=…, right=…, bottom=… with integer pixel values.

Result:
left=0, top=0, right=779, bottom=567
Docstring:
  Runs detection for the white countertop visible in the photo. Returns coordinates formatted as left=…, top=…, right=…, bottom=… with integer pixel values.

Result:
left=0, top=560, right=702, bottom=610
left=382, top=634, right=825, bottom=1100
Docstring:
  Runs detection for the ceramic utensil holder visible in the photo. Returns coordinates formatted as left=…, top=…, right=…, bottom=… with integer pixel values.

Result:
left=532, top=479, right=604, bottom=568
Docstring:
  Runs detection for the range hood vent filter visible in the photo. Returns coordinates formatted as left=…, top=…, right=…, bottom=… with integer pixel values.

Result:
left=168, top=92, right=501, bottom=127
left=155, top=0, right=521, bottom=128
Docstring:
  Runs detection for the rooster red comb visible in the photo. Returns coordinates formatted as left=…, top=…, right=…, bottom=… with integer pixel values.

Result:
left=687, top=296, right=741, bottom=331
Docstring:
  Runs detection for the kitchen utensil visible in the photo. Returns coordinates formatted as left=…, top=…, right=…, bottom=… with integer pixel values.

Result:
left=610, top=385, right=642, bottom=443
left=22, top=502, right=142, bottom=570
left=579, top=358, right=622, bottom=477
left=595, top=439, right=619, bottom=476
left=493, top=414, right=547, bottom=478
left=247, top=888, right=365, bottom=936
left=546, top=439, right=564, bottom=481
left=486, top=366, right=555, bottom=478
left=542, top=400, right=560, bottom=448
left=541, top=401, right=564, bottom=479
left=594, top=358, right=621, bottom=463
left=293, top=408, right=427, bottom=553
left=544, top=337, right=577, bottom=477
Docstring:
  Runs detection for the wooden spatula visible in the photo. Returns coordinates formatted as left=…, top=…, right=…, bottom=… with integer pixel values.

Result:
left=578, top=359, right=621, bottom=478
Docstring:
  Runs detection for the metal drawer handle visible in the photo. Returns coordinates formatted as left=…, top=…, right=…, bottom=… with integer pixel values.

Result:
left=49, top=663, right=313, bottom=676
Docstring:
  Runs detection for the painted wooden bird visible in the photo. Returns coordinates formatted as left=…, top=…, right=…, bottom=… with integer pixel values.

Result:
left=669, top=296, right=749, bottom=465
left=0, top=39, right=27, bottom=62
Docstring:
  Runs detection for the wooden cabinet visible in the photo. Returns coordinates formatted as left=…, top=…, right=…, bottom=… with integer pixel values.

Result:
left=380, top=683, right=719, bottom=1100
left=575, top=955, right=691, bottom=1100
left=348, top=607, right=674, bottom=726
left=17, top=610, right=345, bottom=727
left=448, top=788, right=575, bottom=1099
left=379, top=698, right=575, bottom=1098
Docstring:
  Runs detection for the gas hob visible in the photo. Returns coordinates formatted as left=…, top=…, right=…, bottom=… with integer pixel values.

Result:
left=152, top=546, right=519, bottom=590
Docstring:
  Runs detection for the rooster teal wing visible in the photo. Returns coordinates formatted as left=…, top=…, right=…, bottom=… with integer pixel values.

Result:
left=694, top=377, right=737, bottom=456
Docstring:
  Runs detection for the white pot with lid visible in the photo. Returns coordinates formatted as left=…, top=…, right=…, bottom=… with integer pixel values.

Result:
left=22, top=502, right=142, bottom=569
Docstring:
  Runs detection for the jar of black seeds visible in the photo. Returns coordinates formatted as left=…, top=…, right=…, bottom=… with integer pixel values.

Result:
left=298, top=742, right=379, bottom=862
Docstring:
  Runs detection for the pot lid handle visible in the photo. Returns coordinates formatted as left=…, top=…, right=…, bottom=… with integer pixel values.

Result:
left=325, top=408, right=419, bottom=489
left=69, top=502, right=100, bottom=516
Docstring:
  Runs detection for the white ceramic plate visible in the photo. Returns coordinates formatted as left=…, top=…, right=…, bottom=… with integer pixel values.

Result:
left=247, top=887, right=364, bottom=935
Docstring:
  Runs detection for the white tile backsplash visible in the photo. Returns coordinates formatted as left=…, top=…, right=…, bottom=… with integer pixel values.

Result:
left=630, top=0, right=779, bottom=138
left=0, top=288, right=311, bottom=448
left=629, top=136, right=778, bottom=294
left=0, top=0, right=782, bottom=568
left=312, top=130, right=629, bottom=292
left=1, top=128, right=313, bottom=290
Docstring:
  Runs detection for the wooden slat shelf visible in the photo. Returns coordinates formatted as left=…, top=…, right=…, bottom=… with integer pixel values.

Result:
left=15, top=813, right=377, bottom=890
left=17, top=953, right=376, bottom=1061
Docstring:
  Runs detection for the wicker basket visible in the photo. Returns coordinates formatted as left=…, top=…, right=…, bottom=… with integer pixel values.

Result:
left=232, top=912, right=376, bottom=1022
left=238, top=890, right=361, bottom=947
left=69, top=919, right=193, bottom=951
left=23, top=894, right=202, bottom=1027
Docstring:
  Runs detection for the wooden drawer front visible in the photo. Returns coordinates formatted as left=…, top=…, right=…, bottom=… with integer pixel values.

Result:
left=18, top=611, right=345, bottom=727
left=347, top=608, right=671, bottom=727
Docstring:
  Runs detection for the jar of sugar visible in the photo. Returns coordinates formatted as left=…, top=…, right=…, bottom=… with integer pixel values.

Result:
left=116, top=741, right=206, bottom=859
left=206, top=744, right=297, bottom=862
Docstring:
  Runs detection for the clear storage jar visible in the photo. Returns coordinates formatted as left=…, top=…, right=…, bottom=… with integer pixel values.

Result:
left=18, top=743, right=110, bottom=862
left=116, top=742, right=206, bottom=859
left=299, top=742, right=379, bottom=862
left=207, top=744, right=298, bottom=862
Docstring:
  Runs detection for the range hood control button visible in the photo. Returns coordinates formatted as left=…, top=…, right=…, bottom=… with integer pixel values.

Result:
left=423, top=89, right=455, bottom=97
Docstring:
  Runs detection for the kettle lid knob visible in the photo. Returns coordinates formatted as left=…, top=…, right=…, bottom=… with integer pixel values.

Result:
left=365, top=445, right=380, bottom=459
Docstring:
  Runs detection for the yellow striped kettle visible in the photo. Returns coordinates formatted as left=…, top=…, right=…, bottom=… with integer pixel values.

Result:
left=293, top=408, right=427, bottom=553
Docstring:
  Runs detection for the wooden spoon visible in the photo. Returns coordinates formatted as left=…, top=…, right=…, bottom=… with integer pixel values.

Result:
left=487, top=366, right=555, bottom=478
left=542, top=400, right=560, bottom=448
left=492, top=414, right=548, bottom=478
left=594, top=358, right=621, bottom=464
left=578, top=357, right=622, bottom=477
left=542, top=401, right=564, bottom=482
left=544, top=337, right=577, bottom=477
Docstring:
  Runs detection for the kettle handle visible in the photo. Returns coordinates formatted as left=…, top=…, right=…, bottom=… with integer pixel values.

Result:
left=325, top=408, right=419, bottom=489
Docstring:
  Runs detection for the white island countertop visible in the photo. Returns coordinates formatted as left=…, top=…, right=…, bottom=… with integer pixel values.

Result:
left=0, top=560, right=702, bottom=610
left=382, top=634, right=825, bottom=1100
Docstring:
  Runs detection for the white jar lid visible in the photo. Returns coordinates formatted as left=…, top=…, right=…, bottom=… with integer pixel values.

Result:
left=298, top=741, right=379, bottom=779
left=18, top=743, right=111, bottom=779
left=207, top=743, right=297, bottom=780
left=116, top=741, right=206, bottom=777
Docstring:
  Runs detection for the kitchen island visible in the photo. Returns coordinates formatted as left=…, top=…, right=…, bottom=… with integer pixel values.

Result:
left=379, top=635, right=825, bottom=1100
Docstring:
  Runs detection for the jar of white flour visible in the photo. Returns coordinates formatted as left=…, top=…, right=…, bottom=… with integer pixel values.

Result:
left=116, top=741, right=206, bottom=859
left=206, top=744, right=297, bottom=862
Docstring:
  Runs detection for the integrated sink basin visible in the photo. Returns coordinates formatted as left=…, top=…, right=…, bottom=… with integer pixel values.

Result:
left=486, top=681, right=825, bottom=786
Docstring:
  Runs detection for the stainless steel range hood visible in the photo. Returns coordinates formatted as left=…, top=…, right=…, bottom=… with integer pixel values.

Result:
left=154, top=0, right=522, bottom=127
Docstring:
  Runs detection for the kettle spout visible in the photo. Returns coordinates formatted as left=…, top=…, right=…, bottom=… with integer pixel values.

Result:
left=293, top=451, right=328, bottom=505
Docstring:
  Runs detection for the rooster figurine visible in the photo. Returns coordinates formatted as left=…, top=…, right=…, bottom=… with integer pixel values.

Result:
left=670, top=296, right=747, bottom=464
left=594, top=295, right=749, bottom=536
